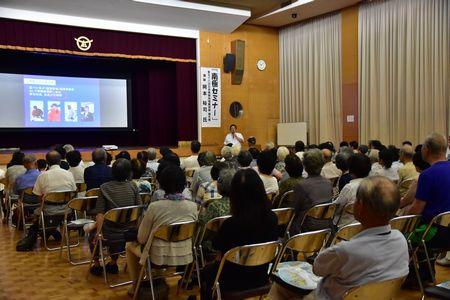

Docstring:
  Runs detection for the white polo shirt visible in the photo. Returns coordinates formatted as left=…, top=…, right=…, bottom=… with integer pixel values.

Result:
left=33, top=165, right=77, bottom=196
left=224, top=132, right=244, bottom=146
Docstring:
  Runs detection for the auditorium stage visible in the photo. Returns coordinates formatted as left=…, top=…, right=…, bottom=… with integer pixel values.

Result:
left=0, top=144, right=223, bottom=165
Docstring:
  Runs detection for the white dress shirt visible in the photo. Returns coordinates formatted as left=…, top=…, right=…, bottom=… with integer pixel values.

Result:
left=69, top=165, right=85, bottom=183
left=370, top=166, right=400, bottom=181
left=224, top=132, right=244, bottom=146
left=259, top=173, right=279, bottom=194
left=33, top=165, right=77, bottom=196
left=181, top=155, right=200, bottom=170
left=333, top=178, right=364, bottom=226
left=320, top=162, right=342, bottom=179
left=314, top=225, right=409, bottom=300
left=295, top=151, right=304, bottom=161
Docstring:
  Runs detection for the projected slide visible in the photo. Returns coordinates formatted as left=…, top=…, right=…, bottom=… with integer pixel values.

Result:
left=0, top=73, right=129, bottom=128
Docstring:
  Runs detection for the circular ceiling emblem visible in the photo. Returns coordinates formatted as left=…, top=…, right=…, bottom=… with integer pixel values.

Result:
left=74, top=36, right=93, bottom=51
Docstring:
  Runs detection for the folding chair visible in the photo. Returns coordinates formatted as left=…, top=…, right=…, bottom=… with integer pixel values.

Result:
left=330, top=222, right=363, bottom=246
left=133, top=220, right=200, bottom=300
left=272, top=207, right=295, bottom=240
left=185, top=169, right=196, bottom=188
left=277, top=190, right=294, bottom=208
left=139, top=192, right=152, bottom=205
left=40, top=191, right=75, bottom=251
left=412, top=211, right=450, bottom=285
left=271, top=229, right=331, bottom=295
left=60, top=196, right=98, bottom=265
left=196, top=215, right=231, bottom=268
left=211, top=240, right=282, bottom=300
left=267, top=192, right=278, bottom=204
left=299, top=202, right=337, bottom=233
left=76, top=183, right=87, bottom=193
left=88, top=205, right=144, bottom=288
left=18, top=188, right=40, bottom=230
left=85, top=188, right=100, bottom=197
left=343, top=276, right=405, bottom=299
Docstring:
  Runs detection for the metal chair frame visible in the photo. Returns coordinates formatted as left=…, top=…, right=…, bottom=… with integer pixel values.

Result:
left=40, top=191, right=76, bottom=251
left=197, top=215, right=231, bottom=268
left=277, top=190, right=294, bottom=208
left=212, top=240, right=282, bottom=300
left=18, top=188, right=40, bottom=231
left=272, top=207, right=295, bottom=240
left=88, top=205, right=144, bottom=288
left=343, top=276, right=405, bottom=299
left=60, top=196, right=98, bottom=265
left=139, top=192, right=152, bottom=205
left=133, top=220, right=201, bottom=300
left=85, top=188, right=100, bottom=197
left=330, top=222, right=363, bottom=246
left=299, top=202, right=337, bottom=232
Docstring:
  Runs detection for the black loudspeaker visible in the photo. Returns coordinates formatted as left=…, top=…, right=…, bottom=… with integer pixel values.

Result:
left=223, top=53, right=235, bottom=73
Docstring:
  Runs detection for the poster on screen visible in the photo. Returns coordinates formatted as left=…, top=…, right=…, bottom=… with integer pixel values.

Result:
left=200, top=67, right=221, bottom=128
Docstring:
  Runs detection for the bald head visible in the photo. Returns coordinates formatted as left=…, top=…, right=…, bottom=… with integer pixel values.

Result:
left=355, top=176, right=400, bottom=224
left=399, top=144, right=414, bottom=163
left=92, top=148, right=107, bottom=164
left=46, top=151, right=61, bottom=166
left=422, top=133, right=447, bottom=163
left=322, top=149, right=332, bottom=163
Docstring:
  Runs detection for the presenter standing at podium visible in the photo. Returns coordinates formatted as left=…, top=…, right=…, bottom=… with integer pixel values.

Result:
left=224, top=124, right=244, bottom=146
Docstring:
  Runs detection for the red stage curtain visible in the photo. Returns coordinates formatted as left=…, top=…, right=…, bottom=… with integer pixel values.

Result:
left=0, top=18, right=196, bottom=63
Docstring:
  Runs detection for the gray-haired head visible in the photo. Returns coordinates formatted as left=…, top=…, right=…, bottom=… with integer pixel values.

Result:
left=23, top=154, right=37, bottom=169
left=339, top=146, right=354, bottom=157
left=221, top=146, right=232, bottom=160
left=92, top=148, right=107, bottom=164
left=422, top=132, right=447, bottom=161
left=303, top=149, right=325, bottom=176
left=63, top=144, right=75, bottom=153
left=217, top=168, right=236, bottom=197
left=355, top=176, right=400, bottom=222
left=399, top=144, right=414, bottom=162
left=368, top=149, right=379, bottom=164
left=147, top=147, right=157, bottom=161
left=204, top=151, right=217, bottom=166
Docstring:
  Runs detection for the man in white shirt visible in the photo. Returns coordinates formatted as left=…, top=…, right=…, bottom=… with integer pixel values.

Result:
left=146, top=148, right=159, bottom=174
left=66, top=150, right=84, bottom=183
left=320, top=149, right=342, bottom=179
left=223, top=124, right=244, bottom=146
left=270, top=176, right=409, bottom=300
left=256, top=150, right=279, bottom=194
left=181, top=140, right=201, bottom=170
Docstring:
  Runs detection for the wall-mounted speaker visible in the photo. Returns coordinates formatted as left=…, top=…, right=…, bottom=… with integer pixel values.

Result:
left=223, top=53, right=235, bottom=73
left=231, top=39, right=245, bottom=85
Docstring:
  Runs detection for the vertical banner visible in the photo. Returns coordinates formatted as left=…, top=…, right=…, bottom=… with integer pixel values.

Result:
left=200, top=67, right=221, bottom=127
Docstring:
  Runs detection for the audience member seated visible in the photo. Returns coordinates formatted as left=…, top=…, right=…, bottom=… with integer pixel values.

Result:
left=358, top=144, right=369, bottom=155
left=277, top=154, right=303, bottom=207
left=269, top=176, right=409, bottom=299
left=196, top=162, right=227, bottom=205
left=291, top=149, right=332, bottom=234
left=398, top=151, right=430, bottom=215
left=152, top=157, right=192, bottom=202
left=5, top=151, right=26, bottom=197
left=397, top=144, right=419, bottom=197
left=54, top=145, right=70, bottom=170
left=349, top=141, right=359, bottom=153
left=181, top=140, right=201, bottom=170
left=320, top=149, right=342, bottom=180
left=37, top=159, right=48, bottom=172
left=249, top=147, right=260, bottom=168
left=200, top=168, right=278, bottom=300
left=146, top=148, right=159, bottom=173
left=335, top=148, right=353, bottom=191
left=334, top=154, right=372, bottom=226
left=237, top=150, right=253, bottom=168
left=220, top=146, right=233, bottom=162
left=339, top=141, right=349, bottom=149
left=247, top=136, right=257, bottom=148
left=158, top=146, right=172, bottom=163
left=370, top=149, right=400, bottom=181
left=369, top=149, right=382, bottom=174
left=106, top=152, right=113, bottom=166
left=192, top=151, right=217, bottom=197
left=115, top=150, right=131, bottom=161
left=406, top=133, right=450, bottom=284
left=136, top=151, right=153, bottom=178
left=84, top=148, right=113, bottom=191
left=198, top=167, right=235, bottom=226
left=256, top=150, right=279, bottom=195
left=66, top=150, right=84, bottom=183
left=125, top=165, right=197, bottom=295
left=15, top=154, right=40, bottom=199
left=62, top=144, right=75, bottom=153
left=89, top=159, right=142, bottom=276
left=295, top=140, right=306, bottom=161
left=275, top=146, right=289, bottom=174
left=130, top=158, right=152, bottom=193
left=389, top=145, right=404, bottom=171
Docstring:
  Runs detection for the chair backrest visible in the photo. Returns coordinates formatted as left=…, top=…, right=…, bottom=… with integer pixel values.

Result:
left=431, top=211, right=450, bottom=227
left=76, top=182, right=87, bottom=193
left=390, top=215, right=422, bottom=239
left=267, top=192, right=278, bottom=203
left=197, top=215, right=231, bottom=246
left=185, top=169, right=196, bottom=178
left=43, top=191, right=75, bottom=204
left=343, top=277, right=405, bottom=299
left=300, top=202, right=337, bottom=228
left=67, top=196, right=98, bottom=213
left=331, top=222, right=363, bottom=245
left=19, top=187, right=38, bottom=203
left=272, top=208, right=295, bottom=227
left=277, top=190, right=294, bottom=208
left=85, top=188, right=100, bottom=197
left=103, top=205, right=144, bottom=225
left=154, top=220, right=198, bottom=242
left=344, top=203, right=354, bottom=215
left=139, top=192, right=152, bottom=205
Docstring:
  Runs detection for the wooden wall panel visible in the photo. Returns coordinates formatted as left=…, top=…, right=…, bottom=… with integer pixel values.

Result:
left=200, top=25, right=279, bottom=147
